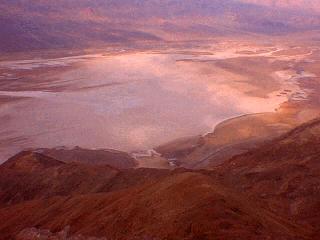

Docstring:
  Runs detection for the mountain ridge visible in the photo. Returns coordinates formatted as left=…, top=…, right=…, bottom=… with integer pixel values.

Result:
left=1, top=118, right=320, bottom=239
left=1, top=0, right=320, bottom=52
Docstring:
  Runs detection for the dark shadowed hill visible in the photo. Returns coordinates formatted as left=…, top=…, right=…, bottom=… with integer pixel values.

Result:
left=0, top=169, right=309, bottom=240
left=1, top=119, right=320, bottom=239
left=216, top=118, right=320, bottom=239
left=35, top=147, right=137, bottom=169
left=0, top=151, right=169, bottom=206
left=0, top=151, right=119, bottom=205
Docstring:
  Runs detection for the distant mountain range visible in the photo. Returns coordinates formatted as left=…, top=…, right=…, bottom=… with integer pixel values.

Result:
left=239, top=0, right=320, bottom=13
left=1, top=0, right=320, bottom=52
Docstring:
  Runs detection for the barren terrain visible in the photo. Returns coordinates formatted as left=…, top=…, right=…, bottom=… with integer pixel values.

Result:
left=1, top=38, right=319, bottom=163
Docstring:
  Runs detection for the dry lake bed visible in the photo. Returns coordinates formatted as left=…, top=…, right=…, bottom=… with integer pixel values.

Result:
left=0, top=41, right=319, bottom=161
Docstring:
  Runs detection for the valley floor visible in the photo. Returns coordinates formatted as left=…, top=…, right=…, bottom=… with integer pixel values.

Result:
left=0, top=38, right=320, bottom=165
left=1, top=36, right=320, bottom=239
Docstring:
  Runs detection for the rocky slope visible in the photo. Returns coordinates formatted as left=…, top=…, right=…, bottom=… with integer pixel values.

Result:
left=1, top=118, right=320, bottom=239
left=0, top=169, right=308, bottom=240
left=0, top=151, right=118, bottom=205
left=0, top=151, right=166, bottom=206
left=216, top=118, right=320, bottom=239
left=35, top=147, right=137, bottom=169
left=156, top=102, right=312, bottom=169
